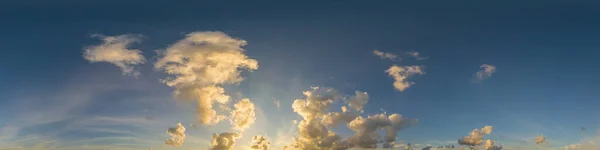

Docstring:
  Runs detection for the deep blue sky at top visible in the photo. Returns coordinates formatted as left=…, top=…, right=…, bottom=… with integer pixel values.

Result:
left=1, top=0, right=600, bottom=144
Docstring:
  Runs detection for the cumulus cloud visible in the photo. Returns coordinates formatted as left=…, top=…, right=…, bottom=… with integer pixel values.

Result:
left=458, top=126, right=493, bottom=146
left=373, top=50, right=399, bottom=61
left=83, top=34, right=146, bottom=76
left=348, top=91, right=368, bottom=112
left=406, top=51, right=427, bottom=60
left=250, top=136, right=271, bottom=150
left=290, top=87, right=349, bottom=150
left=230, top=98, right=256, bottom=130
left=165, top=123, right=186, bottom=147
left=386, top=65, right=425, bottom=92
left=211, top=132, right=241, bottom=150
left=154, top=31, right=258, bottom=125
left=474, top=64, right=496, bottom=81
left=347, top=113, right=418, bottom=148
left=484, top=139, right=502, bottom=150
left=535, top=135, right=547, bottom=144
left=289, top=87, right=417, bottom=149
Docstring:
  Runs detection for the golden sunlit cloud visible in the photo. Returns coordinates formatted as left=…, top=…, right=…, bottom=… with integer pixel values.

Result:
left=211, top=132, right=242, bottom=150
left=535, top=135, right=547, bottom=144
left=230, top=98, right=257, bottom=131
left=386, top=65, right=425, bottom=92
left=250, top=136, right=271, bottom=150
left=83, top=34, right=146, bottom=76
left=165, top=123, right=186, bottom=147
left=484, top=139, right=503, bottom=150
left=154, top=31, right=259, bottom=125
left=458, top=126, right=493, bottom=146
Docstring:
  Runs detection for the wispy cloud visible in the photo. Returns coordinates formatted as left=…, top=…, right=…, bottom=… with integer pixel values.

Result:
left=406, top=51, right=428, bottom=60
left=474, top=64, right=496, bottom=82
left=373, top=50, right=399, bottom=61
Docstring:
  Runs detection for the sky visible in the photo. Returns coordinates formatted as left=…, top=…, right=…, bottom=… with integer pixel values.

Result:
left=1, top=0, right=600, bottom=150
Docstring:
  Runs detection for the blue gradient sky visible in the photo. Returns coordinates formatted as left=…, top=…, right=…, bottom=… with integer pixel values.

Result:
left=1, top=1, right=600, bottom=149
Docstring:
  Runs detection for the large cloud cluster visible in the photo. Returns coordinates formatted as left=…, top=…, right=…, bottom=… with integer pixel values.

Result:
left=458, top=126, right=493, bottom=146
left=154, top=31, right=259, bottom=125
left=83, top=34, right=146, bottom=76
left=164, top=123, right=186, bottom=147
left=386, top=65, right=424, bottom=92
left=289, top=87, right=417, bottom=149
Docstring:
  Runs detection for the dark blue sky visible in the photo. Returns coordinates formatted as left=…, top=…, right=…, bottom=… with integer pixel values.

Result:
left=1, top=0, right=600, bottom=149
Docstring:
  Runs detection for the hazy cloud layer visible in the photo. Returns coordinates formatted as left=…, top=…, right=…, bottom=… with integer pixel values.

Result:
left=386, top=65, right=425, bottom=92
left=154, top=31, right=258, bottom=125
left=83, top=34, right=146, bottom=76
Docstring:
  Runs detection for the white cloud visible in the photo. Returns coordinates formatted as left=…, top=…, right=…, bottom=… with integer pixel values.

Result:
left=165, top=123, right=186, bottom=147
left=386, top=65, right=425, bottom=92
left=154, top=31, right=258, bottom=125
left=373, top=50, right=399, bottom=61
left=474, top=64, right=496, bottom=81
left=230, top=98, right=257, bottom=131
left=405, top=51, right=428, bottom=60
left=83, top=34, right=146, bottom=76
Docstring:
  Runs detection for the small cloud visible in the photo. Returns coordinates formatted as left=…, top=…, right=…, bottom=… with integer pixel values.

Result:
left=273, top=97, right=281, bottom=108
left=474, top=64, right=496, bottom=82
left=406, top=51, right=428, bottom=60
left=165, top=123, right=186, bottom=147
left=386, top=65, right=425, bottom=92
left=458, top=126, right=493, bottom=146
left=230, top=99, right=256, bottom=131
left=373, top=50, right=399, bottom=61
left=250, top=135, right=271, bottom=150
left=210, top=132, right=241, bottom=150
left=83, top=34, right=146, bottom=76
left=535, top=135, right=547, bottom=144
left=484, top=139, right=503, bottom=150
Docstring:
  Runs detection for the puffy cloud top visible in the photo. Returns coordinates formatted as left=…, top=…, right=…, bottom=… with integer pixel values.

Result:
left=154, top=31, right=258, bottom=125
left=230, top=98, right=256, bottom=130
left=165, top=123, right=186, bottom=147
